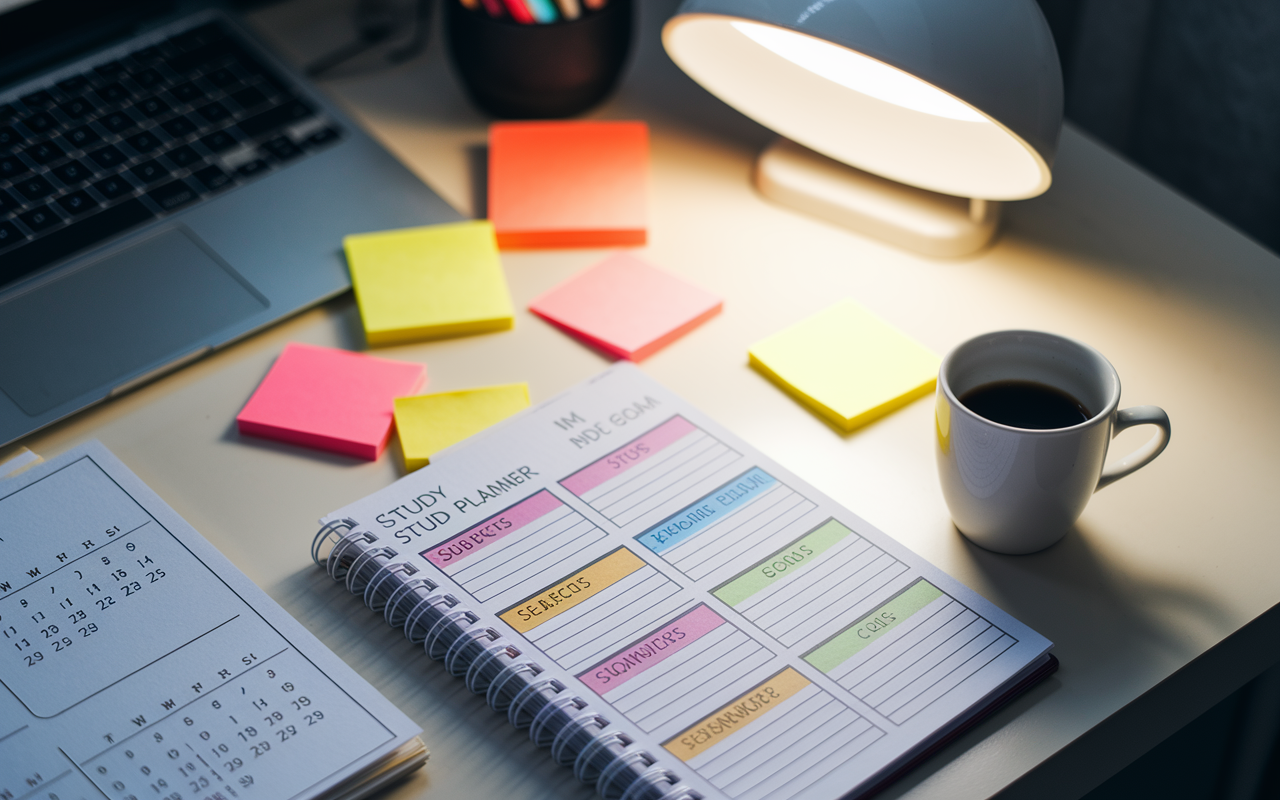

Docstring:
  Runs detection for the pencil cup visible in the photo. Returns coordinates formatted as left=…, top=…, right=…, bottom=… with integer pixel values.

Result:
left=445, top=0, right=633, bottom=119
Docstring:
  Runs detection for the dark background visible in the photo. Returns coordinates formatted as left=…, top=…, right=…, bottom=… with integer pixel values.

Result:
left=1034, top=4, right=1280, bottom=797
left=1035, top=0, right=1280, bottom=256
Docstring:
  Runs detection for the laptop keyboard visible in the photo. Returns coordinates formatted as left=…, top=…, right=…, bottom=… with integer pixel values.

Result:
left=0, top=20, right=342, bottom=289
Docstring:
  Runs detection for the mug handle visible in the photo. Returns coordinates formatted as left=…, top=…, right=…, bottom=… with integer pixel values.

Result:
left=1096, top=405, right=1171, bottom=491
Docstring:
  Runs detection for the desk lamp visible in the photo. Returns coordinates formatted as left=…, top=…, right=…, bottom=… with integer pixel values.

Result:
left=662, top=0, right=1063, bottom=256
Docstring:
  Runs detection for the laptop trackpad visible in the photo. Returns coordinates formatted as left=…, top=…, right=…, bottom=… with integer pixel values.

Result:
left=0, top=227, right=268, bottom=417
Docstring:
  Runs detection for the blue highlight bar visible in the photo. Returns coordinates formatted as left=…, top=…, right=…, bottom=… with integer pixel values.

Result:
left=636, top=467, right=777, bottom=554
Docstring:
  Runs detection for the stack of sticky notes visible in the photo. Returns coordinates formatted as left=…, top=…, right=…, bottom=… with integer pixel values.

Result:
left=529, top=253, right=722, bottom=361
left=394, top=383, right=530, bottom=471
left=748, top=299, right=940, bottom=433
left=488, top=121, right=648, bottom=249
left=343, top=220, right=515, bottom=346
left=237, top=343, right=426, bottom=459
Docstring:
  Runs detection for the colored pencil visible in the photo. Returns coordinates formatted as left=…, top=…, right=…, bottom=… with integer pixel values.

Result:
left=500, top=0, right=534, bottom=23
left=553, top=0, right=581, bottom=18
left=523, top=0, right=559, bottom=22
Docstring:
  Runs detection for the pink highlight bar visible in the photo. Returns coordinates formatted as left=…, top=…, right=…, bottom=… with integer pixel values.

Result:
left=560, top=416, right=697, bottom=496
left=421, top=490, right=563, bottom=569
left=577, top=604, right=726, bottom=695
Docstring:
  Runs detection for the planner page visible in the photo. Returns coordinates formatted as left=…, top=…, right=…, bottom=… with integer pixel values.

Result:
left=1, top=442, right=422, bottom=800
left=324, top=364, right=1053, bottom=800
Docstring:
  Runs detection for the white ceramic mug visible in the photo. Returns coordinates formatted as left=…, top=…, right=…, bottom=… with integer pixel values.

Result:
left=935, top=330, right=1171, bottom=554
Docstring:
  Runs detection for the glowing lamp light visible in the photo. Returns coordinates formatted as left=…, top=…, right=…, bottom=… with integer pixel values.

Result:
left=663, top=1, right=1064, bottom=256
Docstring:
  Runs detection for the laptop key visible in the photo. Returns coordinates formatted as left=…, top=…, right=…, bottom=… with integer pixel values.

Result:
left=169, top=82, right=205, bottom=104
left=88, top=145, right=127, bottom=169
left=21, top=112, right=57, bottom=135
left=125, top=130, right=165, bottom=154
left=97, top=82, right=129, bottom=103
left=147, top=179, right=198, bottom=211
left=52, top=159, right=97, bottom=185
left=0, top=126, right=21, bottom=149
left=133, top=96, right=171, bottom=118
left=197, top=101, right=232, bottom=124
left=193, top=164, right=232, bottom=192
left=58, top=96, right=97, bottom=119
left=0, top=154, right=30, bottom=180
left=15, top=175, right=55, bottom=201
left=93, top=175, right=132, bottom=199
left=0, top=104, right=21, bottom=122
left=19, top=205, right=59, bottom=232
left=0, top=198, right=153, bottom=287
left=238, top=100, right=313, bottom=138
left=204, top=67, right=239, bottom=88
left=56, top=191, right=98, bottom=216
left=64, top=125, right=100, bottom=149
left=130, top=160, right=167, bottom=185
left=200, top=129, right=237, bottom=153
left=0, top=221, right=22, bottom=249
left=99, top=111, right=138, bottom=135
left=25, top=140, right=65, bottom=165
left=20, top=90, right=55, bottom=108
left=0, top=188, right=19, bottom=213
left=163, top=145, right=200, bottom=168
left=161, top=115, right=198, bottom=138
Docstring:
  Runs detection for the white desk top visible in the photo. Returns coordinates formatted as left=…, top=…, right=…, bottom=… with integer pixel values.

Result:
left=14, top=1, right=1280, bottom=798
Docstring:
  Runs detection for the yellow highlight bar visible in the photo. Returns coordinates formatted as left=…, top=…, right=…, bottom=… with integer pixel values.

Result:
left=663, top=667, right=811, bottom=762
left=499, top=548, right=645, bottom=634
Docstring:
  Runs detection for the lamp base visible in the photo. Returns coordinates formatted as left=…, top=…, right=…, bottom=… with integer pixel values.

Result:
left=754, top=138, right=1001, bottom=258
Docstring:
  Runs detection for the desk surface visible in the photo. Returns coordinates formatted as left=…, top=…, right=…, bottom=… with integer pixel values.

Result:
left=15, top=1, right=1280, bottom=798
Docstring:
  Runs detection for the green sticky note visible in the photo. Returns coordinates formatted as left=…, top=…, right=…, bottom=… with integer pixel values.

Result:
left=394, top=384, right=530, bottom=471
left=748, top=299, right=940, bottom=433
left=344, top=220, right=515, bottom=346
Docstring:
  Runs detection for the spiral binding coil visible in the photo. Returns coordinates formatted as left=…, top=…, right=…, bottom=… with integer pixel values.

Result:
left=312, top=523, right=702, bottom=800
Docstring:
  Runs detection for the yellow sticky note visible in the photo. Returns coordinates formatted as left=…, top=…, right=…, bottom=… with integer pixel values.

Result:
left=394, top=383, right=530, bottom=471
left=748, top=300, right=940, bottom=433
left=344, top=221, right=515, bottom=346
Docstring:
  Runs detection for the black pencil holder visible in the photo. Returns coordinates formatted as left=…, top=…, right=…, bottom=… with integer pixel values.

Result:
left=445, top=0, right=633, bottom=119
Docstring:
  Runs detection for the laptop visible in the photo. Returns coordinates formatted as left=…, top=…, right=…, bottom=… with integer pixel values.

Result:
left=0, top=0, right=462, bottom=448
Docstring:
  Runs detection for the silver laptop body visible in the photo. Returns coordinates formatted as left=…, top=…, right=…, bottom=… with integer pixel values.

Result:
left=0, top=0, right=461, bottom=447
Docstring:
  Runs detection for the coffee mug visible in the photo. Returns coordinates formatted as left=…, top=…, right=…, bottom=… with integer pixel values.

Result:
left=935, top=330, right=1171, bottom=554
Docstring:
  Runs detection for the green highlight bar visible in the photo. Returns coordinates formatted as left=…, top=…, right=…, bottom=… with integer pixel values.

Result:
left=804, top=579, right=945, bottom=674
left=712, top=519, right=854, bottom=607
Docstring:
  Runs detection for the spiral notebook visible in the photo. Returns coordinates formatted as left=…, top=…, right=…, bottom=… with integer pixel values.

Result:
left=315, top=363, right=1057, bottom=800
left=2, top=441, right=426, bottom=800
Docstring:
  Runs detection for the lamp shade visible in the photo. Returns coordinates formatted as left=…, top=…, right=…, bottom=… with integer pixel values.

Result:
left=663, top=0, right=1063, bottom=200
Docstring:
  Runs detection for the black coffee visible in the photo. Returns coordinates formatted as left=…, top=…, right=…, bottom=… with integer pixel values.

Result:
left=958, top=380, right=1092, bottom=429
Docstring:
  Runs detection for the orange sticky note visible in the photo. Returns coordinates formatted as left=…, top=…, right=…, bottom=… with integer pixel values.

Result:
left=236, top=343, right=426, bottom=460
left=529, top=253, right=722, bottom=361
left=488, top=121, right=648, bottom=249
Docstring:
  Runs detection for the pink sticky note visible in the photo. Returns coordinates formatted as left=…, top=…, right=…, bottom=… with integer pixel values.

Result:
left=236, top=343, right=426, bottom=460
left=528, top=253, right=722, bottom=361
